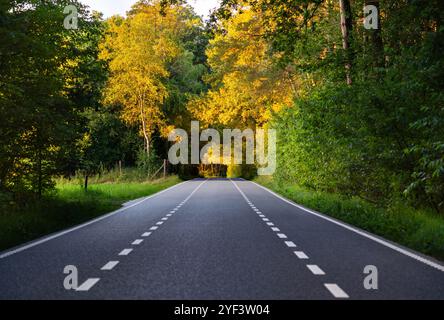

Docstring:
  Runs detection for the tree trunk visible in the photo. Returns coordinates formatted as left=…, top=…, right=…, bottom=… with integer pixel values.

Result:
left=84, top=174, right=88, bottom=192
left=364, top=0, right=384, bottom=71
left=139, top=97, right=150, bottom=156
left=339, top=0, right=353, bottom=85
left=37, top=147, right=42, bottom=199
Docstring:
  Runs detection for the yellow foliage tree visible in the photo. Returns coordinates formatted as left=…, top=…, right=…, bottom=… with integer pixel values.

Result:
left=188, top=5, right=295, bottom=129
left=100, top=2, right=188, bottom=155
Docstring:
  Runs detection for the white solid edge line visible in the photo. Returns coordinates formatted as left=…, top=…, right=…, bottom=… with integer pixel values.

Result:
left=101, top=261, right=119, bottom=271
left=324, top=284, right=349, bottom=299
left=76, top=278, right=100, bottom=292
left=307, top=264, right=326, bottom=275
left=249, top=180, right=444, bottom=272
left=0, top=180, right=191, bottom=259
left=0, top=179, right=210, bottom=260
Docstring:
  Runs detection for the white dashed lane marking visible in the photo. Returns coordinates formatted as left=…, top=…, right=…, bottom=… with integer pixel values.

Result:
left=285, top=241, right=297, bottom=248
left=76, top=278, right=100, bottom=291
left=307, top=265, right=325, bottom=275
left=75, top=180, right=209, bottom=294
left=294, top=251, right=309, bottom=259
left=324, top=284, right=349, bottom=298
left=101, top=261, right=119, bottom=271
left=0, top=182, right=192, bottom=260
left=230, top=179, right=352, bottom=299
left=119, top=249, right=133, bottom=256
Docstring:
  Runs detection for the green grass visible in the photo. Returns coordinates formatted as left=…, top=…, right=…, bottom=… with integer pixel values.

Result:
left=54, top=167, right=168, bottom=185
left=0, top=175, right=180, bottom=252
left=255, top=176, right=444, bottom=261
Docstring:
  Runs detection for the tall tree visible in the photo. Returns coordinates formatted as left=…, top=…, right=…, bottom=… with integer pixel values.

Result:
left=364, top=0, right=383, bottom=72
left=0, top=0, right=105, bottom=197
left=101, top=1, right=205, bottom=155
left=339, top=0, right=353, bottom=84
left=188, top=5, right=295, bottom=128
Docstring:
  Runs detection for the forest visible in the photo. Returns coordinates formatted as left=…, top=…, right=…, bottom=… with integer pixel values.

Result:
left=1, top=0, right=444, bottom=257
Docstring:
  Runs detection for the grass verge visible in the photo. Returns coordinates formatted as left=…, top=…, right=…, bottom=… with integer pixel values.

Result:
left=255, top=176, right=444, bottom=261
left=0, top=175, right=180, bottom=252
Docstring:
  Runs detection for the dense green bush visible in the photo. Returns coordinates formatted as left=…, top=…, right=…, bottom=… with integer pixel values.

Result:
left=136, top=149, right=162, bottom=177
left=270, top=0, right=444, bottom=213
left=227, top=164, right=242, bottom=178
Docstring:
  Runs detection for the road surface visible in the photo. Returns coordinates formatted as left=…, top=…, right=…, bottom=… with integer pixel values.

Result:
left=1, top=179, right=444, bottom=300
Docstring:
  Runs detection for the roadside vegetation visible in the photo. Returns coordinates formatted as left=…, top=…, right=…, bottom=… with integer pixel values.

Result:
left=256, top=176, right=444, bottom=261
left=0, top=1, right=198, bottom=251
left=0, top=170, right=179, bottom=252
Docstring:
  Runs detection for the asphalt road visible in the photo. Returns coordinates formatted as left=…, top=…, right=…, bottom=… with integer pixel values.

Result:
left=1, top=179, right=444, bottom=300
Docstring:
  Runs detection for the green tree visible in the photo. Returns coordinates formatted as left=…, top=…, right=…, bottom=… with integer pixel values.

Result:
left=0, top=1, right=107, bottom=198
